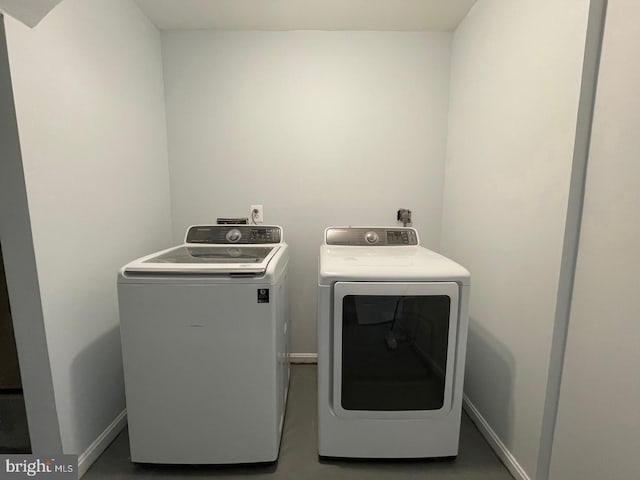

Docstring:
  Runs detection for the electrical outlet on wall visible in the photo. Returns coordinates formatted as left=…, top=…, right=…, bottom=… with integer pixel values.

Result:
left=250, top=205, right=264, bottom=224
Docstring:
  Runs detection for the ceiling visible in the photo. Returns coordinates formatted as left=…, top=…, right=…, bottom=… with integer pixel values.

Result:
left=0, top=0, right=63, bottom=27
left=134, top=0, right=478, bottom=31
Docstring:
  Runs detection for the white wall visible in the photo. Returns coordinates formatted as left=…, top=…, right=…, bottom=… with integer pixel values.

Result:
left=161, top=30, right=452, bottom=353
left=441, top=1, right=589, bottom=478
left=549, top=1, right=640, bottom=478
left=4, top=0, right=172, bottom=461
left=0, top=14, right=62, bottom=453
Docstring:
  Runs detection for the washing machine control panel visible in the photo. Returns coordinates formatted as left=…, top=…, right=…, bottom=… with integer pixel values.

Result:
left=325, top=227, right=418, bottom=246
left=185, top=225, right=282, bottom=244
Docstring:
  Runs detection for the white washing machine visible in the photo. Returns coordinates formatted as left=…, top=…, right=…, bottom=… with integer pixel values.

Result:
left=118, top=225, right=290, bottom=464
left=317, top=226, right=470, bottom=459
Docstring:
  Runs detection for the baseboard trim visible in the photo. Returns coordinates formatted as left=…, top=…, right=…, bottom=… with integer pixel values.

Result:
left=77, top=409, right=127, bottom=478
left=289, top=353, right=317, bottom=364
left=463, top=395, right=530, bottom=480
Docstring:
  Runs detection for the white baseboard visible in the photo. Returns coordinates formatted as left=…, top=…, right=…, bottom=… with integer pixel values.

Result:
left=77, top=409, right=127, bottom=478
left=289, top=353, right=317, bottom=364
left=463, top=395, right=530, bottom=480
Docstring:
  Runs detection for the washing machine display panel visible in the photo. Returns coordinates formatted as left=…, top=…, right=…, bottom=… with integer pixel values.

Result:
left=333, top=282, right=459, bottom=418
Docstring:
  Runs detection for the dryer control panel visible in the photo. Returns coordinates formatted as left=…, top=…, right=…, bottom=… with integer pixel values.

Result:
left=185, top=225, right=282, bottom=244
left=325, top=227, right=418, bottom=246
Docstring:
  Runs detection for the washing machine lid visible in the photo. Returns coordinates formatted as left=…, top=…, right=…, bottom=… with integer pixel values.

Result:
left=123, top=224, right=285, bottom=275
left=145, top=245, right=275, bottom=264
left=123, top=244, right=281, bottom=275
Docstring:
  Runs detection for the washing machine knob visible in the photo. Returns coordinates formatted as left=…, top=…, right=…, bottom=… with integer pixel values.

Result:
left=226, top=229, right=242, bottom=243
left=365, top=231, right=379, bottom=244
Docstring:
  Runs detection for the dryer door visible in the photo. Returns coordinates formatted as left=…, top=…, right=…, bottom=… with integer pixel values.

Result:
left=332, top=281, right=459, bottom=419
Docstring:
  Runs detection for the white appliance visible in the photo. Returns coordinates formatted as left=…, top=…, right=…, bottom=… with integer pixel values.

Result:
left=317, top=227, right=470, bottom=459
left=118, top=225, right=290, bottom=464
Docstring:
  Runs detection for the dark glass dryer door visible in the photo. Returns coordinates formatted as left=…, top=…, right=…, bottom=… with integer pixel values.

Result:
left=333, top=281, right=459, bottom=419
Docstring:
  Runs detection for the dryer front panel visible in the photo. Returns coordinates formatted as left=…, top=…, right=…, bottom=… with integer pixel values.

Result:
left=332, top=281, right=459, bottom=419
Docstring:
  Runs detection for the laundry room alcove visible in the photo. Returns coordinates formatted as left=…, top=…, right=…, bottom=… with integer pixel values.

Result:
left=2, top=1, right=638, bottom=480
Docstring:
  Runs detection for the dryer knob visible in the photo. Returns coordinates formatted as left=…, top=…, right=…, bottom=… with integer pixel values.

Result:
left=226, top=229, right=242, bottom=243
left=365, top=231, right=379, bottom=244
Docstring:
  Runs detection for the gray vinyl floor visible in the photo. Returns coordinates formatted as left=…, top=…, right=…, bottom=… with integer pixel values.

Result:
left=85, top=365, right=513, bottom=480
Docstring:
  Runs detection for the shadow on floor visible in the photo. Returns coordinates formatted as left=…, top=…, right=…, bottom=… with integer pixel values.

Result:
left=85, top=365, right=512, bottom=480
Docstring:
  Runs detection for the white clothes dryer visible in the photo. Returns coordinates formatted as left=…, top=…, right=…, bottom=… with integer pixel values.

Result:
left=317, top=226, right=470, bottom=459
left=118, top=225, right=290, bottom=464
